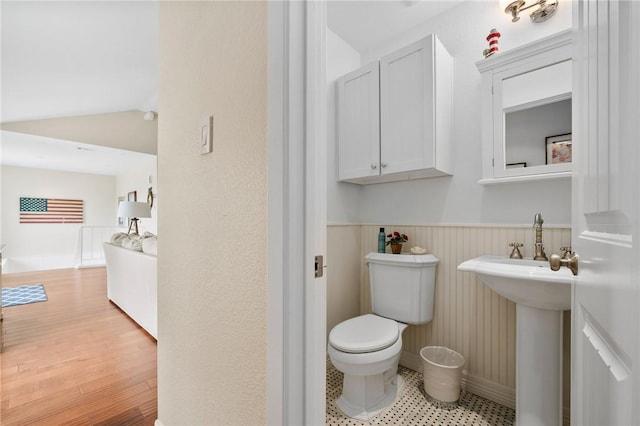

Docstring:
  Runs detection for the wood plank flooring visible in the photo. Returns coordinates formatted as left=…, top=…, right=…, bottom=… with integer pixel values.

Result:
left=1, top=267, right=157, bottom=425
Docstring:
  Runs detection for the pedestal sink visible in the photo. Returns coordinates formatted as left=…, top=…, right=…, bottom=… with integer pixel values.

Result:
left=458, top=255, right=573, bottom=426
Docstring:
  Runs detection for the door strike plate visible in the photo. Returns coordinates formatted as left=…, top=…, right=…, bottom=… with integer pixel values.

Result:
left=315, top=255, right=324, bottom=278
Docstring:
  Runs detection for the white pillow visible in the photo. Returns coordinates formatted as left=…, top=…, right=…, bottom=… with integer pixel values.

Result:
left=142, top=236, right=158, bottom=256
left=110, top=232, right=129, bottom=246
left=121, top=235, right=144, bottom=251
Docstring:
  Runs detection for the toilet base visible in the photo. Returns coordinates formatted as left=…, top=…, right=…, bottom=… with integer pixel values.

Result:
left=335, top=372, right=405, bottom=421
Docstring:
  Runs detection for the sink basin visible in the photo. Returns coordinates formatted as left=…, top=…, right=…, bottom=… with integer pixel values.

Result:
left=458, top=255, right=574, bottom=425
left=457, top=255, right=573, bottom=310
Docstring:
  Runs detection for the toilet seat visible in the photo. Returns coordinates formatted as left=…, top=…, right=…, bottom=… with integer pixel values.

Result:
left=329, top=314, right=399, bottom=353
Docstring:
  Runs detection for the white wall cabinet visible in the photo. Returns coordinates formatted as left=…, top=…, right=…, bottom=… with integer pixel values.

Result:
left=476, top=30, right=572, bottom=184
left=336, top=62, right=380, bottom=182
left=336, top=34, right=453, bottom=184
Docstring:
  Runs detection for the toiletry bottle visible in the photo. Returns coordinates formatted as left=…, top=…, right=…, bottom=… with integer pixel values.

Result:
left=378, top=227, right=385, bottom=253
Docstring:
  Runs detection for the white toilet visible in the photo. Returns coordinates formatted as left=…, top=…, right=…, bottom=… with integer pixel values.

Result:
left=328, top=252, right=439, bottom=421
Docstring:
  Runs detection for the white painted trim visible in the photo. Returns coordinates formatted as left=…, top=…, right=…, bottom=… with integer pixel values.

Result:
left=75, top=263, right=105, bottom=269
left=304, top=1, right=328, bottom=425
left=267, top=1, right=286, bottom=424
left=478, top=172, right=572, bottom=185
left=267, top=1, right=310, bottom=424
left=285, top=2, right=307, bottom=421
left=461, top=373, right=516, bottom=411
left=267, top=2, right=327, bottom=425
left=154, top=420, right=164, bottom=426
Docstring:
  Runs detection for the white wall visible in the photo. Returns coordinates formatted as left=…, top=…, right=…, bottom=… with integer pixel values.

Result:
left=116, top=155, right=158, bottom=234
left=327, top=29, right=364, bottom=224
left=327, top=0, right=573, bottom=226
left=157, top=2, right=267, bottom=424
left=0, top=166, right=115, bottom=272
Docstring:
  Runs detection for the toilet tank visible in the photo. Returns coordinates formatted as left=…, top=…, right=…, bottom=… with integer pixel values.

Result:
left=365, top=252, right=439, bottom=325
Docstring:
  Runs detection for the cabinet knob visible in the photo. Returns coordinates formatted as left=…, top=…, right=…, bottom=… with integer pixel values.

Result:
left=371, top=164, right=377, bottom=170
left=381, top=162, right=387, bottom=168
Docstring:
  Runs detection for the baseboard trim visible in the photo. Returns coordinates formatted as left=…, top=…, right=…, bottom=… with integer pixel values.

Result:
left=400, top=351, right=516, bottom=410
left=154, top=420, right=164, bottom=426
left=460, top=371, right=516, bottom=410
left=75, top=263, right=106, bottom=269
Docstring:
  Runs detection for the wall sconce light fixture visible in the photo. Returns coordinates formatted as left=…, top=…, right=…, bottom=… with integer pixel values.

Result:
left=502, top=0, right=558, bottom=23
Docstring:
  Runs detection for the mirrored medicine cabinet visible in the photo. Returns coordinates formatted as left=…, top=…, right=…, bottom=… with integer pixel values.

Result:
left=476, top=30, right=572, bottom=184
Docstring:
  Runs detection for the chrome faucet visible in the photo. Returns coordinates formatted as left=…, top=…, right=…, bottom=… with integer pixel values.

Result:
left=533, top=213, right=548, bottom=261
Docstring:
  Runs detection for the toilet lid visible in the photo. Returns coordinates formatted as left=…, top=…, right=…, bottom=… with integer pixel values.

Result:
left=329, top=314, right=399, bottom=354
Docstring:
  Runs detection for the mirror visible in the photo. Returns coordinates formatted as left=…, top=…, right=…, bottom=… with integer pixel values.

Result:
left=502, top=60, right=572, bottom=173
left=477, top=30, right=572, bottom=184
left=505, top=99, right=571, bottom=168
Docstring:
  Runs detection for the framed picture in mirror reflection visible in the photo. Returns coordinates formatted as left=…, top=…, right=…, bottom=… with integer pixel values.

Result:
left=545, top=133, right=572, bottom=165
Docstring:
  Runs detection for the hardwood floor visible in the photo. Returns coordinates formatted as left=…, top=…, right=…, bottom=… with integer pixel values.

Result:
left=1, top=267, right=157, bottom=425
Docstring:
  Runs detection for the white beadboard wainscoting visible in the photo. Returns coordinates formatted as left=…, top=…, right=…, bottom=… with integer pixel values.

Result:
left=327, top=224, right=571, bottom=417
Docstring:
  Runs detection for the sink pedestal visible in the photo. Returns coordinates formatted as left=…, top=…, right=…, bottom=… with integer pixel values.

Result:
left=516, top=304, right=563, bottom=426
left=457, top=256, right=572, bottom=426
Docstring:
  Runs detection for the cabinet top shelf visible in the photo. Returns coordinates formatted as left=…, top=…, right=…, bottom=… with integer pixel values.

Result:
left=475, top=29, right=572, bottom=73
left=479, top=171, right=571, bottom=185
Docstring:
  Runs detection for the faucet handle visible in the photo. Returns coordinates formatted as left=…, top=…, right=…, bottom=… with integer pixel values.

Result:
left=560, top=246, right=572, bottom=259
left=508, top=242, right=523, bottom=259
left=550, top=252, right=579, bottom=276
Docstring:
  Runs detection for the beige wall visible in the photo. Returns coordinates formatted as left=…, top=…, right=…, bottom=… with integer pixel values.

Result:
left=157, top=2, right=267, bottom=425
left=1, top=111, right=158, bottom=155
left=328, top=224, right=571, bottom=413
left=327, top=225, right=361, bottom=339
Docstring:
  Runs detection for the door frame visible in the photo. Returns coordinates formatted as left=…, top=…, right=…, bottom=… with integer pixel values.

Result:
left=267, top=1, right=327, bottom=425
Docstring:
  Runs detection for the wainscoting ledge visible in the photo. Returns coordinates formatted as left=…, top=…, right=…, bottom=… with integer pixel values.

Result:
left=400, top=350, right=516, bottom=410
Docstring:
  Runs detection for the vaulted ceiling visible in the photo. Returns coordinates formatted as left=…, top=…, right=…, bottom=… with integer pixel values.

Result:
left=0, top=0, right=459, bottom=175
left=1, top=1, right=158, bottom=123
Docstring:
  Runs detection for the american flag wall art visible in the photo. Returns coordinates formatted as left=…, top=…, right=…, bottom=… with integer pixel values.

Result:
left=19, top=197, right=84, bottom=224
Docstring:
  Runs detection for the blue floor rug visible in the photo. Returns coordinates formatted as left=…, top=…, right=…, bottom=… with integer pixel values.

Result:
left=2, top=284, right=48, bottom=307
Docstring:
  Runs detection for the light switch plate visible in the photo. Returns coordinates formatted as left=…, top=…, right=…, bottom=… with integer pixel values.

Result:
left=200, top=115, right=213, bottom=155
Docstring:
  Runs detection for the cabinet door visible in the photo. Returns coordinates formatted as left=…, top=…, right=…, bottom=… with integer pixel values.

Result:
left=336, top=62, right=380, bottom=181
left=380, top=36, right=434, bottom=175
